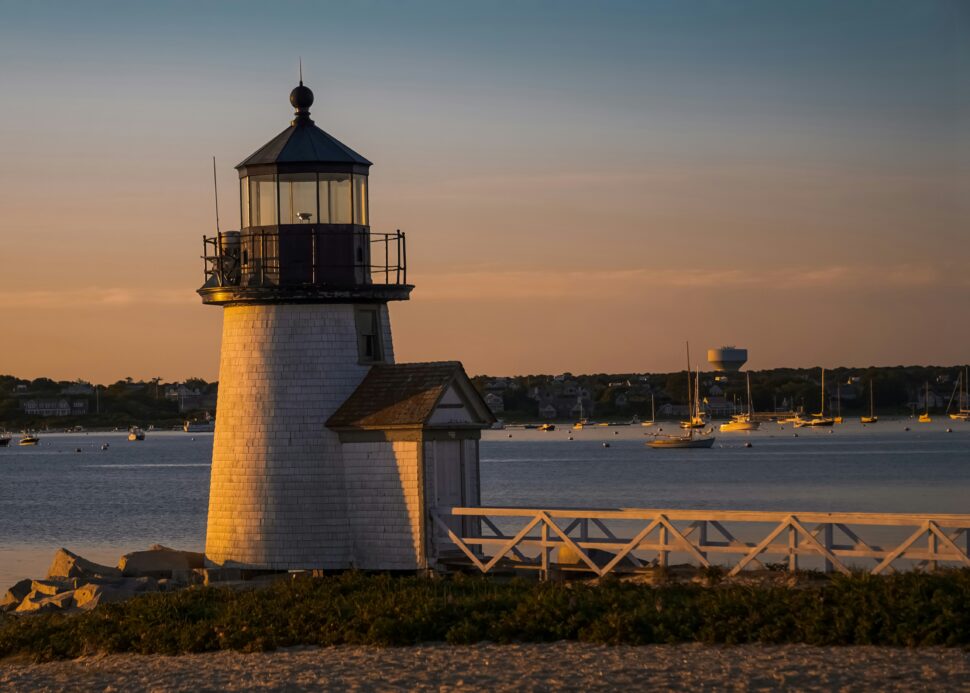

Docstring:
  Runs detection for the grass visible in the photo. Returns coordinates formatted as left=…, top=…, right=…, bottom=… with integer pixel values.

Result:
left=2, top=570, right=970, bottom=661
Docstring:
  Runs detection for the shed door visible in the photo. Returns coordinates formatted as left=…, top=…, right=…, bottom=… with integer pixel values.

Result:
left=433, top=440, right=465, bottom=542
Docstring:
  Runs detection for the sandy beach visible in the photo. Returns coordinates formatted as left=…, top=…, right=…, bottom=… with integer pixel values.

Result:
left=3, top=642, right=969, bottom=692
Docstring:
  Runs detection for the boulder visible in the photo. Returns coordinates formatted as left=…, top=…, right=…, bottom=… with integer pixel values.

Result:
left=0, top=579, right=33, bottom=612
left=15, top=589, right=76, bottom=613
left=74, top=576, right=159, bottom=610
left=30, top=579, right=75, bottom=596
left=46, top=548, right=122, bottom=580
left=118, top=545, right=205, bottom=577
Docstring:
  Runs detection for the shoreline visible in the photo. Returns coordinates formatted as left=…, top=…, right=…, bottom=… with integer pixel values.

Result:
left=3, top=642, right=969, bottom=691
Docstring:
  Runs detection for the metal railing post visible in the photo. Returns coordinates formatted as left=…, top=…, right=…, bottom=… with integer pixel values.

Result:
left=823, top=524, right=834, bottom=574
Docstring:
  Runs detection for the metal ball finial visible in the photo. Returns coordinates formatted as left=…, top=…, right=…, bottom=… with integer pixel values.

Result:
left=290, top=82, right=314, bottom=123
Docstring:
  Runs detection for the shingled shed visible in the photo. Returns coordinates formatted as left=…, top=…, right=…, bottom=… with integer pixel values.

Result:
left=327, top=362, right=495, bottom=570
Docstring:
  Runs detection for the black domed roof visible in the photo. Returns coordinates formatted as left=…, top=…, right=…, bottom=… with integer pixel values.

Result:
left=237, top=82, right=372, bottom=175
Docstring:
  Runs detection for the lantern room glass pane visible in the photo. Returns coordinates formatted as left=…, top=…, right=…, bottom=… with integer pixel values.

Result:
left=320, top=174, right=352, bottom=224
left=353, top=174, right=368, bottom=225
left=279, top=173, right=317, bottom=224
left=240, top=178, right=250, bottom=228
left=250, top=175, right=277, bottom=226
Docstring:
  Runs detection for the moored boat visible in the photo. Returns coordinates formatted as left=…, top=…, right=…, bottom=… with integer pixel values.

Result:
left=720, top=373, right=761, bottom=432
left=128, top=427, right=146, bottom=441
left=538, top=423, right=556, bottom=432
left=860, top=379, right=878, bottom=424
left=648, top=343, right=716, bottom=450
left=19, top=433, right=40, bottom=446
left=918, top=382, right=932, bottom=423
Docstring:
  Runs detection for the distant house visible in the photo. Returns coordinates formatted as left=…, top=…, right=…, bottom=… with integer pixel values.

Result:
left=484, top=392, right=505, bottom=414
left=485, top=378, right=510, bottom=392
left=538, top=403, right=558, bottom=419
left=22, top=398, right=88, bottom=417
left=61, top=382, right=94, bottom=396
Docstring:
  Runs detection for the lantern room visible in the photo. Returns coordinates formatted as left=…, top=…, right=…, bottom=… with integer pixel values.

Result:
left=199, top=81, right=411, bottom=305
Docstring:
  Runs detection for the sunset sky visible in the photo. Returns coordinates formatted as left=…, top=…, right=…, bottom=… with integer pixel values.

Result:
left=1, top=1, right=967, bottom=383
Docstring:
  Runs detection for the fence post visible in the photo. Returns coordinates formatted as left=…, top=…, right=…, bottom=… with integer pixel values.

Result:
left=540, top=520, right=549, bottom=581
left=659, top=525, right=668, bottom=568
left=928, top=530, right=938, bottom=572
left=823, top=523, right=834, bottom=574
left=698, top=521, right=708, bottom=562
left=788, top=523, right=799, bottom=572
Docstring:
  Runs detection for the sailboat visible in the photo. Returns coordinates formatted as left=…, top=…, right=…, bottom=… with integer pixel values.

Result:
left=640, top=394, right=656, bottom=427
left=860, top=380, right=878, bottom=424
left=794, top=367, right=835, bottom=428
left=720, top=373, right=761, bottom=431
left=680, top=371, right=708, bottom=429
left=948, top=368, right=970, bottom=422
left=918, top=382, right=932, bottom=423
left=647, top=343, right=716, bottom=449
left=833, top=383, right=843, bottom=424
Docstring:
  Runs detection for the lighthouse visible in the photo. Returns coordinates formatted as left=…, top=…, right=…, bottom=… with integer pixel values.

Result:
left=199, top=81, right=494, bottom=572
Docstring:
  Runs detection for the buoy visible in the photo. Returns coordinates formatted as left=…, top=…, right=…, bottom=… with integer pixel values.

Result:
left=568, top=436, right=574, bottom=441
left=744, top=442, right=752, bottom=448
left=507, top=434, right=512, bottom=438
left=793, top=433, right=799, bottom=438
left=614, top=430, right=619, bottom=435
left=75, top=448, right=82, bottom=453
left=602, top=442, right=610, bottom=448
left=904, top=427, right=910, bottom=432
left=946, top=428, right=953, bottom=433
left=101, top=444, right=109, bottom=451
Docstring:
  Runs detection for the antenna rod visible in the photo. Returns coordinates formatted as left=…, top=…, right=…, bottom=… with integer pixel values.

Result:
left=299, top=56, right=303, bottom=84
left=212, top=156, right=221, bottom=235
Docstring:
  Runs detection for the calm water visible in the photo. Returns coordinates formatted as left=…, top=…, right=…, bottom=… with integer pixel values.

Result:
left=1, top=421, right=967, bottom=586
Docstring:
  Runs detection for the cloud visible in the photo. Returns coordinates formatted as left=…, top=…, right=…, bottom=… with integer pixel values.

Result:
left=415, top=263, right=965, bottom=301
left=0, top=287, right=195, bottom=309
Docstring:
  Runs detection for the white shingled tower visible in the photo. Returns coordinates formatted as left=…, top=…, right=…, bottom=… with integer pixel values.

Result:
left=199, top=81, right=493, bottom=573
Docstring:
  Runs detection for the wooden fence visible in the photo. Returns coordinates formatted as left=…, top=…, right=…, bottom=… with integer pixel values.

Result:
left=430, top=506, right=970, bottom=579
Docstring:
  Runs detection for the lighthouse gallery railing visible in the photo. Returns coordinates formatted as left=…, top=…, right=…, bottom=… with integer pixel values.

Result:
left=431, top=506, right=970, bottom=579
left=202, top=229, right=407, bottom=289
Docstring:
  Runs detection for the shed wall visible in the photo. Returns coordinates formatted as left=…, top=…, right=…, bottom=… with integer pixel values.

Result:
left=343, top=440, right=425, bottom=569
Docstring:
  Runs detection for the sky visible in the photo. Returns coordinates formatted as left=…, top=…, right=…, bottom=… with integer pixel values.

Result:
left=0, top=0, right=967, bottom=382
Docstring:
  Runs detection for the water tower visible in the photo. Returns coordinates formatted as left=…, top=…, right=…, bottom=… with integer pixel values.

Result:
left=707, top=346, right=748, bottom=372
left=199, top=81, right=493, bottom=573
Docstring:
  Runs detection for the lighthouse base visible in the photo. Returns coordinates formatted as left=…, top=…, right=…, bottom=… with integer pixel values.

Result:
left=204, top=303, right=394, bottom=570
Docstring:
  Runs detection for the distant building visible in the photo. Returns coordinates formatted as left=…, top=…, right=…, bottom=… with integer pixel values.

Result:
left=61, top=382, right=94, bottom=396
left=538, top=403, right=558, bottom=419
left=22, top=398, right=89, bottom=417
left=484, top=392, right=505, bottom=414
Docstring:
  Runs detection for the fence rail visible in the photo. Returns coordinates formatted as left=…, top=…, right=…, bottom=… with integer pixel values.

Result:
left=431, top=506, right=970, bottom=579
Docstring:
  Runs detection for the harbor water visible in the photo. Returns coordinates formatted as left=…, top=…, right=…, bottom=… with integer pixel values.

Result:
left=1, top=420, right=968, bottom=587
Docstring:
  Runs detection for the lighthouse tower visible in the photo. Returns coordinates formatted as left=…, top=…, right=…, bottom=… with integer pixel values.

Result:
left=200, top=82, right=493, bottom=572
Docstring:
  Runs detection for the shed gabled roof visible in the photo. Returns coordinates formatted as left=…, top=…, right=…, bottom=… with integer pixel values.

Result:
left=327, top=362, right=495, bottom=430
left=237, top=123, right=372, bottom=169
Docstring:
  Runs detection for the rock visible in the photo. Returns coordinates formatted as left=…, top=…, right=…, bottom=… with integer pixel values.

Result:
left=118, top=545, right=205, bottom=577
left=46, top=548, right=122, bottom=580
left=0, top=579, right=33, bottom=612
left=74, top=582, right=135, bottom=610
left=30, top=579, right=75, bottom=596
left=15, top=589, right=76, bottom=613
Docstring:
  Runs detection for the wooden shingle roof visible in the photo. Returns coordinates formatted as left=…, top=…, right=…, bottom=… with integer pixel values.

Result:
left=327, top=362, right=495, bottom=430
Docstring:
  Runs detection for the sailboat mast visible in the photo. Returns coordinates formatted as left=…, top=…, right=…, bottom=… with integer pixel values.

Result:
left=820, top=367, right=825, bottom=417
left=746, top=372, right=753, bottom=417
left=870, top=380, right=874, bottom=418
left=686, top=342, right=693, bottom=439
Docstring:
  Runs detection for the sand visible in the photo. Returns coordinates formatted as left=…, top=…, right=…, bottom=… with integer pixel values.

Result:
left=2, top=642, right=969, bottom=691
